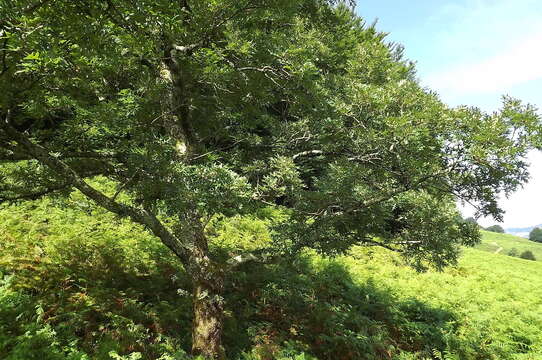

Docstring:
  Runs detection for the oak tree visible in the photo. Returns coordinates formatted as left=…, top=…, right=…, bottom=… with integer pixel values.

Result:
left=1, top=0, right=541, bottom=357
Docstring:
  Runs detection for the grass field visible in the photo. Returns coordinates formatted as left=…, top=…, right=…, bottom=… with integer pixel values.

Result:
left=346, top=246, right=542, bottom=359
left=1, top=198, right=542, bottom=359
left=476, top=230, right=542, bottom=261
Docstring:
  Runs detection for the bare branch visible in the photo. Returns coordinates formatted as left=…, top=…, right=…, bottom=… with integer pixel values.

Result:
left=292, top=149, right=380, bottom=163
left=225, top=249, right=281, bottom=270
left=172, top=43, right=200, bottom=54
left=361, top=239, right=404, bottom=253
left=292, top=150, right=323, bottom=160
left=112, top=169, right=140, bottom=201
left=190, top=139, right=244, bottom=162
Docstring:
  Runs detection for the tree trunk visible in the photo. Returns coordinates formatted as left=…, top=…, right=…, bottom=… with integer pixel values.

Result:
left=192, top=275, right=225, bottom=359
left=186, top=220, right=226, bottom=359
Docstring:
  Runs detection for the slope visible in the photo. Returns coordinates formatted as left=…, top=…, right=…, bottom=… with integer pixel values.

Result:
left=476, top=230, right=542, bottom=260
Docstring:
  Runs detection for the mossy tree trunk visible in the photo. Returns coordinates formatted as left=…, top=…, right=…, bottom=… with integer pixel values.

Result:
left=191, top=275, right=225, bottom=359
left=185, top=220, right=226, bottom=359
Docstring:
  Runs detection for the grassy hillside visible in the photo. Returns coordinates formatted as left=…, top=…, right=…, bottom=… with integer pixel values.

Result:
left=476, top=230, right=542, bottom=261
left=1, top=197, right=542, bottom=359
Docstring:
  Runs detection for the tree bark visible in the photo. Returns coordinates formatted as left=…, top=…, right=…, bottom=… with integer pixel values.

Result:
left=161, top=47, right=196, bottom=157
left=184, top=218, right=226, bottom=359
left=191, top=274, right=225, bottom=359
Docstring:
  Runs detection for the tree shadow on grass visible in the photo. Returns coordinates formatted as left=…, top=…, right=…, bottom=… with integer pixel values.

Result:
left=2, top=234, right=457, bottom=360
left=0, top=232, right=195, bottom=359
left=223, top=256, right=458, bottom=360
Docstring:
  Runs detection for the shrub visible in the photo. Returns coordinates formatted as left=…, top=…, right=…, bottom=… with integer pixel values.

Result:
left=508, top=248, right=519, bottom=257
left=519, top=250, right=537, bottom=261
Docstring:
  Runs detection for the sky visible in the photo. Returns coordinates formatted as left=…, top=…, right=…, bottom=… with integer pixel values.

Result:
left=357, top=0, right=542, bottom=228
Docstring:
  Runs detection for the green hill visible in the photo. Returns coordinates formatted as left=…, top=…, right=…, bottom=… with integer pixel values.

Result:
left=1, top=199, right=542, bottom=359
left=476, top=230, right=542, bottom=261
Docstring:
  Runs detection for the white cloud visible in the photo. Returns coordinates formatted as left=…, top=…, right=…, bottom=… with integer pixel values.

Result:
left=496, top=151, right=542, bottom=228
left=426, top=30, right=542, bottom=95
left=461, top=151, right=542, bottom=228
left=428, top=0, right=542, bottom=59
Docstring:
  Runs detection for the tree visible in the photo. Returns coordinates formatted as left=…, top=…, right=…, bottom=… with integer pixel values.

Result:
left=529, top=227, right=542, bottom=243
left=520, top=250, right=537, bottom=261
left=486, top=225, right=505, bottom=233
left=1, top=1, right=541, bottom=358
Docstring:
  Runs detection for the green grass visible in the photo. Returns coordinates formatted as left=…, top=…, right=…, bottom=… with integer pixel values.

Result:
left=345, top=246, right=542, bottom=359
left=476, top=230, right=542, bottom=260
left=1, top=197, right=542, bottom=359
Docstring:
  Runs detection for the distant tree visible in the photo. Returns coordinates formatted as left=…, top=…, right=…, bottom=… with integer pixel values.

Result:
left=519, top=250, right=536, bottom=261
left=486, top=225, right=505, bottom=233
left=507, top=248, right=519, bottom=257
left=465, top=217, right=478, bottom=225
left=529, top=228, right=542, bottom=243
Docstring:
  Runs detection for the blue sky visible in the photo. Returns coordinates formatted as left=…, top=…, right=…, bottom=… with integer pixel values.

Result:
left=357, top=0, right=542, bottom=228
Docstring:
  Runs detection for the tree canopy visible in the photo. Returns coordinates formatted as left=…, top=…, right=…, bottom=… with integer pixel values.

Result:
left=1, top=0, right=541, bottom=357
left=529, top=228, right=542, bottom=243
left=486, top=225, right=505, bottom=233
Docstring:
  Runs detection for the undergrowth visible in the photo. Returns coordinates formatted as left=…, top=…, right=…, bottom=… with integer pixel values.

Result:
left=1, top=194, right=541, bottom=359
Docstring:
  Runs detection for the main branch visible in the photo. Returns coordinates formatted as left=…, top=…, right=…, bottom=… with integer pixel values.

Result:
left=1, top=110, right=190, bottom=264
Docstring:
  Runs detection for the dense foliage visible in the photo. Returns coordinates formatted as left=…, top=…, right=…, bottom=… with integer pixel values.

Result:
left=529, top=227, right=542, bottom=243
left=520, top=250, right=537, bottom=261
left=1, top=197, right=542, bottom=360
left=1, top=0, right=541, bottom=356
